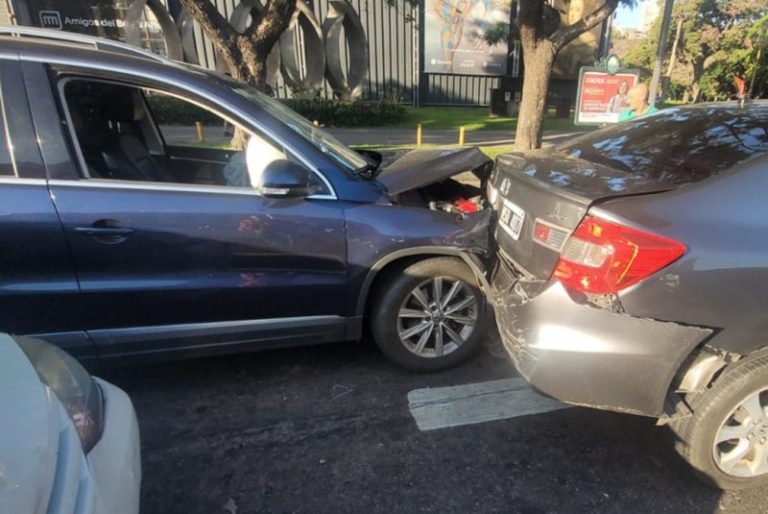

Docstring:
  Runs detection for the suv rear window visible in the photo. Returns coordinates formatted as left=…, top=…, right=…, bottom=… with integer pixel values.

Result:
left=559, top=105, right=768, bottom=185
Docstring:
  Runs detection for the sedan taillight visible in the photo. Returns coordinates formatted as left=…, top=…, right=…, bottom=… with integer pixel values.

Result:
left=553, top=215, right=686, bottom=294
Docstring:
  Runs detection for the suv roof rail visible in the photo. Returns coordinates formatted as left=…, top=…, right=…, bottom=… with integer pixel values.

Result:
left=0, top=25, right=170, bottom=63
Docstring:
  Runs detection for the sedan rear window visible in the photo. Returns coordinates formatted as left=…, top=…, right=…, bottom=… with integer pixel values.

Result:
left=559, top=105, right=768, bottom=185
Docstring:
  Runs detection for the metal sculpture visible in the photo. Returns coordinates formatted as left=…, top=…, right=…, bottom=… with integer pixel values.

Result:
left=322, top=0, right=368, bottom=100
left=278, top=0, right=326, bottom=94
left=124, top=0, right=184, bottom=60
left=18, top=0, right=369, bottom=99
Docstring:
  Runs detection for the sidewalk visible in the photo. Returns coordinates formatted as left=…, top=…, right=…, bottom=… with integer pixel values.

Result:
left=161, top=125, right=588, bottom=149
left=326, top=127, right=586, bottom=147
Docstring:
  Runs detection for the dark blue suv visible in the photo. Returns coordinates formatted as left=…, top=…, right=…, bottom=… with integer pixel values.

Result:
left=0, top=28, right=493, bottom=371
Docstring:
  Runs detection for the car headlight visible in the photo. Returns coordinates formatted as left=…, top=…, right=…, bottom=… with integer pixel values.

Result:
left=15, top=336, right=104, bottom=453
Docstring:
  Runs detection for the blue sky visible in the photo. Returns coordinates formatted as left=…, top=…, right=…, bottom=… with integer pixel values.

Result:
left=614, top=4, right=641, bottom=29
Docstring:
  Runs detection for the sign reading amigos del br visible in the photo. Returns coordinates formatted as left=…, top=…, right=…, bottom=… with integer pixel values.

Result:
left=36, top=4, right=159, bottom=32
left=14, top=0, right=188, bottom=60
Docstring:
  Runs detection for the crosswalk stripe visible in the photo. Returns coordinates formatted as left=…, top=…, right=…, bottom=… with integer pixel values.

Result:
left=408, top=377, right=570, bottom=431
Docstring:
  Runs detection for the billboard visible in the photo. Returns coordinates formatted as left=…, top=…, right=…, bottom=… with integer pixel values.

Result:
left=424, top=0, right=511, bottom=76
left=575, top=68, right=640, bottom=125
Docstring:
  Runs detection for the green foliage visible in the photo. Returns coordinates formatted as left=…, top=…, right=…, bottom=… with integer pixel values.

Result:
left=145, top=94, right=222, bottom=126
left=618, top=0, right=768, bottom=101
left=283, top=97, right=407, bottom=127
left=394, top=106, right=583, bottom=131
left=147, top=93, right=407, bottom=128
left=482, top=21, right=513, bottom=46
left=622, top=38, right=654, bottom=77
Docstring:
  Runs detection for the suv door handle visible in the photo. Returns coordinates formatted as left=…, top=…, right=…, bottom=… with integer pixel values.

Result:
left=74, top=220, right=134, bottom=243
left=74, top=227, right=134, bottom=236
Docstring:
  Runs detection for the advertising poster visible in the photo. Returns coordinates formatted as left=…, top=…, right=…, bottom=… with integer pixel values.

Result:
left=20, top=0, right=167, bottom=55
left=424, top=0, right=511, bottom=76
left=575, top=68, right=640, bottom=125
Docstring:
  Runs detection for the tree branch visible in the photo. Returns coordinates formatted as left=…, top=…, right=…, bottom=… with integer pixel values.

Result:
left=178, top=0, right=238, bottom=48
left=550, top=0, right=619, bottom=51
left=252, top=0, right=297, bottom=49
left=516, top=0, right=546, bottom=43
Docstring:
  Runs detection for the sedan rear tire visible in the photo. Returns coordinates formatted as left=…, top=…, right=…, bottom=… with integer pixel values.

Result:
left=371, top=257, right=488, bottom=372
left=674, top=351, right=768, bottom=489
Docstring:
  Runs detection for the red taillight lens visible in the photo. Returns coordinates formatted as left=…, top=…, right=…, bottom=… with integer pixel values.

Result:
left=553, top=215, right=685, bottom=294
left=534, top=223, right=551, bottom=243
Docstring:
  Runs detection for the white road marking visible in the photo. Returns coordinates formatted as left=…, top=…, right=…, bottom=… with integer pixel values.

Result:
left=407, top=377, right=571, bottom=431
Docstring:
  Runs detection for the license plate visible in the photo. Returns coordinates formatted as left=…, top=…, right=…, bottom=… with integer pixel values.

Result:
left=498, top=199, right=525, bottom=240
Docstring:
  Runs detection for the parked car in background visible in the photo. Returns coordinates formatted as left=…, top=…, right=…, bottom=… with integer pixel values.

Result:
left=488, top=102, right=768, bottom=489
left=0, top=333, right=141, bottom=513
left=0, top=27, right=492, bottom=372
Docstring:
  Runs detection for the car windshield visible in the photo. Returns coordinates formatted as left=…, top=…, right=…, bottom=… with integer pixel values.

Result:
left=558, top=105, right=768, bottom=185
left=202, top=73, right=369, bottom=172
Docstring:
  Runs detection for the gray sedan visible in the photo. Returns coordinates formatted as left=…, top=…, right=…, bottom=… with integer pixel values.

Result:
left=489, top=102, right=768, bottom=489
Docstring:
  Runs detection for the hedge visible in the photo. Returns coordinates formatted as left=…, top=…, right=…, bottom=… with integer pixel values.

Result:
left=282, top=97, right=406, bottom=127
left=145, top=95, right=222, bottom=126
left=146, top=94, right=406, bottom=128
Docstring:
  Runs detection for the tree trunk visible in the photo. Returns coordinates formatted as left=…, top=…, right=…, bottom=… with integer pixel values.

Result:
left=237, top=39, right=268, bottom=89
left=691, top=82, right=701, bottom=103
left=690, top=54, right=707, bottom=103
left=749, top=45, right=763, bottom=99
left=666, top=17, right=683, bottom=76
left=513, top=0, right=618, bottom=150
left=179, top=0, right=294, bottom=92
left=515, top=41, right=556, bottom=150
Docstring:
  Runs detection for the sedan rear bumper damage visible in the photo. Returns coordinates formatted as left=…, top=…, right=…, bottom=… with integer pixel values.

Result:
left=491, top=264, right=713, bottom=417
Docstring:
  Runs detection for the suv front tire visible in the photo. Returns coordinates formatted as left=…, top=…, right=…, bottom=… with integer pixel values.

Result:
left=371, top=257, right=489, bottom=372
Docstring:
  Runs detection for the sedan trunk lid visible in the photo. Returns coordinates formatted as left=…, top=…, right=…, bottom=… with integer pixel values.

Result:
left=491, top=150, right=674, bottom=279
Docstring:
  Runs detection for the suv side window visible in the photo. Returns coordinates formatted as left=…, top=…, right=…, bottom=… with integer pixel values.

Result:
left=144, top=92, right=238, bottom=150
left=0, top=78, right=15, bottom=176
left=58, top=78, right=286, bottom=188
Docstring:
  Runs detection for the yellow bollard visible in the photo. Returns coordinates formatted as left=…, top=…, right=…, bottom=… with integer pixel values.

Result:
left=416, top=123, right=423, bottom=146
left=458, top=126, right=465, bottom=146
left=195, top=121, right=205, bottom=142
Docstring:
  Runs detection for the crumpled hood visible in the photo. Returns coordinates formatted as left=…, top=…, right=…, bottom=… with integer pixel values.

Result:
left=376, top=147, right=492, bottom=195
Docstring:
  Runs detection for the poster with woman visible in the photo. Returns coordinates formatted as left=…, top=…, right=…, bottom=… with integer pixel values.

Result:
left=575, top=68, right=640, bottom=125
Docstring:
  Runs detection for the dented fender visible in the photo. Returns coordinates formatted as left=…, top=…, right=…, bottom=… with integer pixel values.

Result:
left=491, top=266, right=713, bottom=417
left=350, top=207, right=494, bottom=316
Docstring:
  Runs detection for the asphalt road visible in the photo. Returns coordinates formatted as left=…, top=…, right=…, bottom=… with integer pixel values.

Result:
left=103, top=335, right=767, bottom=514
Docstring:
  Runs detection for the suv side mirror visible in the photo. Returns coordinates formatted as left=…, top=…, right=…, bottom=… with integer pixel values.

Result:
left=254, top=159, right=321, bottom=198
